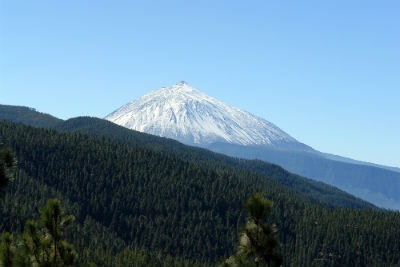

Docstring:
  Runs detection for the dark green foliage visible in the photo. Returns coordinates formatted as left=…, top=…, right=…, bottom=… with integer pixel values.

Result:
left=0, top=232, right=14, bottom=267
left=0, top=104, right=62, bottom=128
left=0, top=199, right=77, bottom=267
left=0, top=106, right=375, bottom=209
left=246, top=194, right=274, bottom=223
left=56, top=116, right=374, bottom=210
left=0, top=147, right=16, bottom=191
left=0, top=121, right=399, bottom=266
left=38, top=199, right=76, bottom=266
left=223, top=194, right=283, bottom=267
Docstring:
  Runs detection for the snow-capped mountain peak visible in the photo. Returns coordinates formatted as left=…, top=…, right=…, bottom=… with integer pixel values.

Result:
left=105, top=82, right=308, bottom=149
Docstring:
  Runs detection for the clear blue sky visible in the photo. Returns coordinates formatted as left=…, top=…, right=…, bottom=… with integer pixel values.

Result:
left=1, top=1, right=399, bottom=168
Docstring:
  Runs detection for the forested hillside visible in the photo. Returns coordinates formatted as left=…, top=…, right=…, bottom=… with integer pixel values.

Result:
left=1, top=120, right=400, bottom=266
left=0, top=105, right=62, bottom=128
left=0, top=105, right=377, bottom=209
left=56, top=116, right=374, bottom=209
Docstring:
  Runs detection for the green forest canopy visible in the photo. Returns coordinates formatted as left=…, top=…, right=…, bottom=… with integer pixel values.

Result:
left=0, top=120, right=399, bottom=266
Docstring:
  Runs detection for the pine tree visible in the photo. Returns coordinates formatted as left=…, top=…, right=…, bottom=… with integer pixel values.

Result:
left=0, top=199, right=77, bottom=267
left=222, top=194, right=283, bottom=267
left=0, top=147, right=16, bottom=190
left=0, top=232, right=14, bottom=267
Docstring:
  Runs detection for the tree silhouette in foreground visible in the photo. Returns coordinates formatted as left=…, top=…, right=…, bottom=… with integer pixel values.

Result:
left=222, top=194, right=283, bottom=267
left=0, top=199, right=77, bottom=267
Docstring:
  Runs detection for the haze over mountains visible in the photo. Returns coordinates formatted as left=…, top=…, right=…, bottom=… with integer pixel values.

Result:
left=105, top=82, right=400, bottom=210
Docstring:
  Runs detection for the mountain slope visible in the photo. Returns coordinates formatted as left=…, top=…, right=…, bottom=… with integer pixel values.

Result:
left=105, top=82, right=400, bottom=210
left=105, top=81, right=310, bottom=150
left=58, top=116, right=376, bottom=209
left=0, top=104, right=374, bottom=209
left=207, top=142, right=400, bottom=210
left=0, top=104, right=63, bottom=128
left=1, top=120, right=400, bottom=267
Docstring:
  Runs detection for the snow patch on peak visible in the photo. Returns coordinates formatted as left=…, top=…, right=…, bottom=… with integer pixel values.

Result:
left=105, top=82, right=308, bottom=150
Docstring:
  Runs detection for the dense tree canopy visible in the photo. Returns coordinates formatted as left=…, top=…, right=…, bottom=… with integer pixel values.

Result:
left=0, top=147, right=16, bottom=191
left=0, top=121, right=399, bottom=266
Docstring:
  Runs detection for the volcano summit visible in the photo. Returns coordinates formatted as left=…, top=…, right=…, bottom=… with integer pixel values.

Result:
left=105, top=81, right=309, bottom=151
